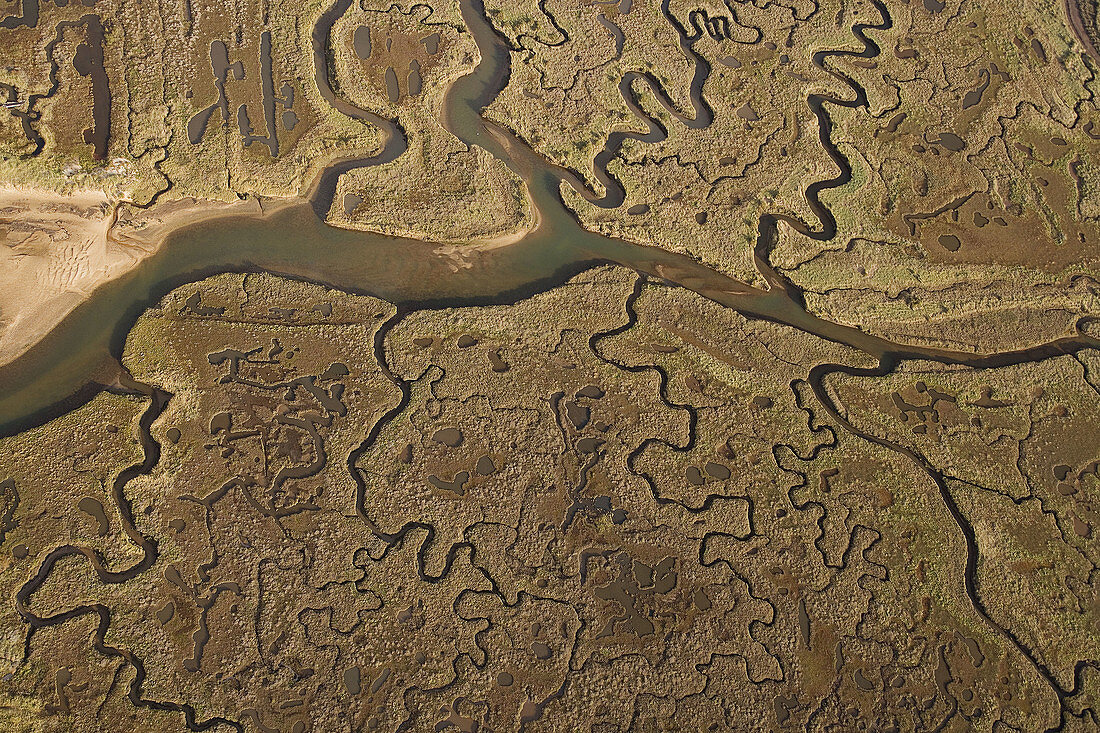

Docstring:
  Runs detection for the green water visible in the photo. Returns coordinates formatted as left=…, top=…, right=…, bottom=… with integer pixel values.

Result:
left=0, top=0, right=989, bottom=434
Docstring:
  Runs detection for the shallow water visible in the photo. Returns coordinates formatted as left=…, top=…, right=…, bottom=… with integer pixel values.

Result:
left=1, top=0, right=1089, bottom=436
left=0, top=0, right=783, bottom=434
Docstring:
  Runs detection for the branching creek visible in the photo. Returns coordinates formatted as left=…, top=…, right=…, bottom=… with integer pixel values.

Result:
left=4, top=0, right=1100, bottom=727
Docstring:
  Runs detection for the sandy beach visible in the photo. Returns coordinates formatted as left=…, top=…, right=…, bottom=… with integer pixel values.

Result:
left=0, top=187, right=276, bottom=369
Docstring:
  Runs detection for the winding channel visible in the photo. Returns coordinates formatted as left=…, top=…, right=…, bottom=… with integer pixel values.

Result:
left=3, top=0, right=1100, bottom=723
left=2, top=0, right=1096, bottom=438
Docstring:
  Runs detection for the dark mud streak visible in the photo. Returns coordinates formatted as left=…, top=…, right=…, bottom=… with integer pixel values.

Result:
left=3, top=6, right=1100, bottom=725
left=808, top=358, right=1100, bottom=728
left=767, top=379, right=889, bottom=577
left=508, top=0, right=568, bottom=51
left=770, top=382, right=849, bottom=571
left=0, top=240, right=604, bottom=439
left=561, top=0, right=715, bottom=208
left=14, top=380, right=244, bottom=731
left=348, top=308, right=484, bottom=540
left=753, top=0, right=892, bottom=303
left=4, top=0, right=1100, bottom=436
left=0, top=0, right=1011, bottom=439
left=588, top=278, right=756, bottom=530
left=5, top=0, right=1099, bottom=433
left=343, top=314, right=521, bottom=593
